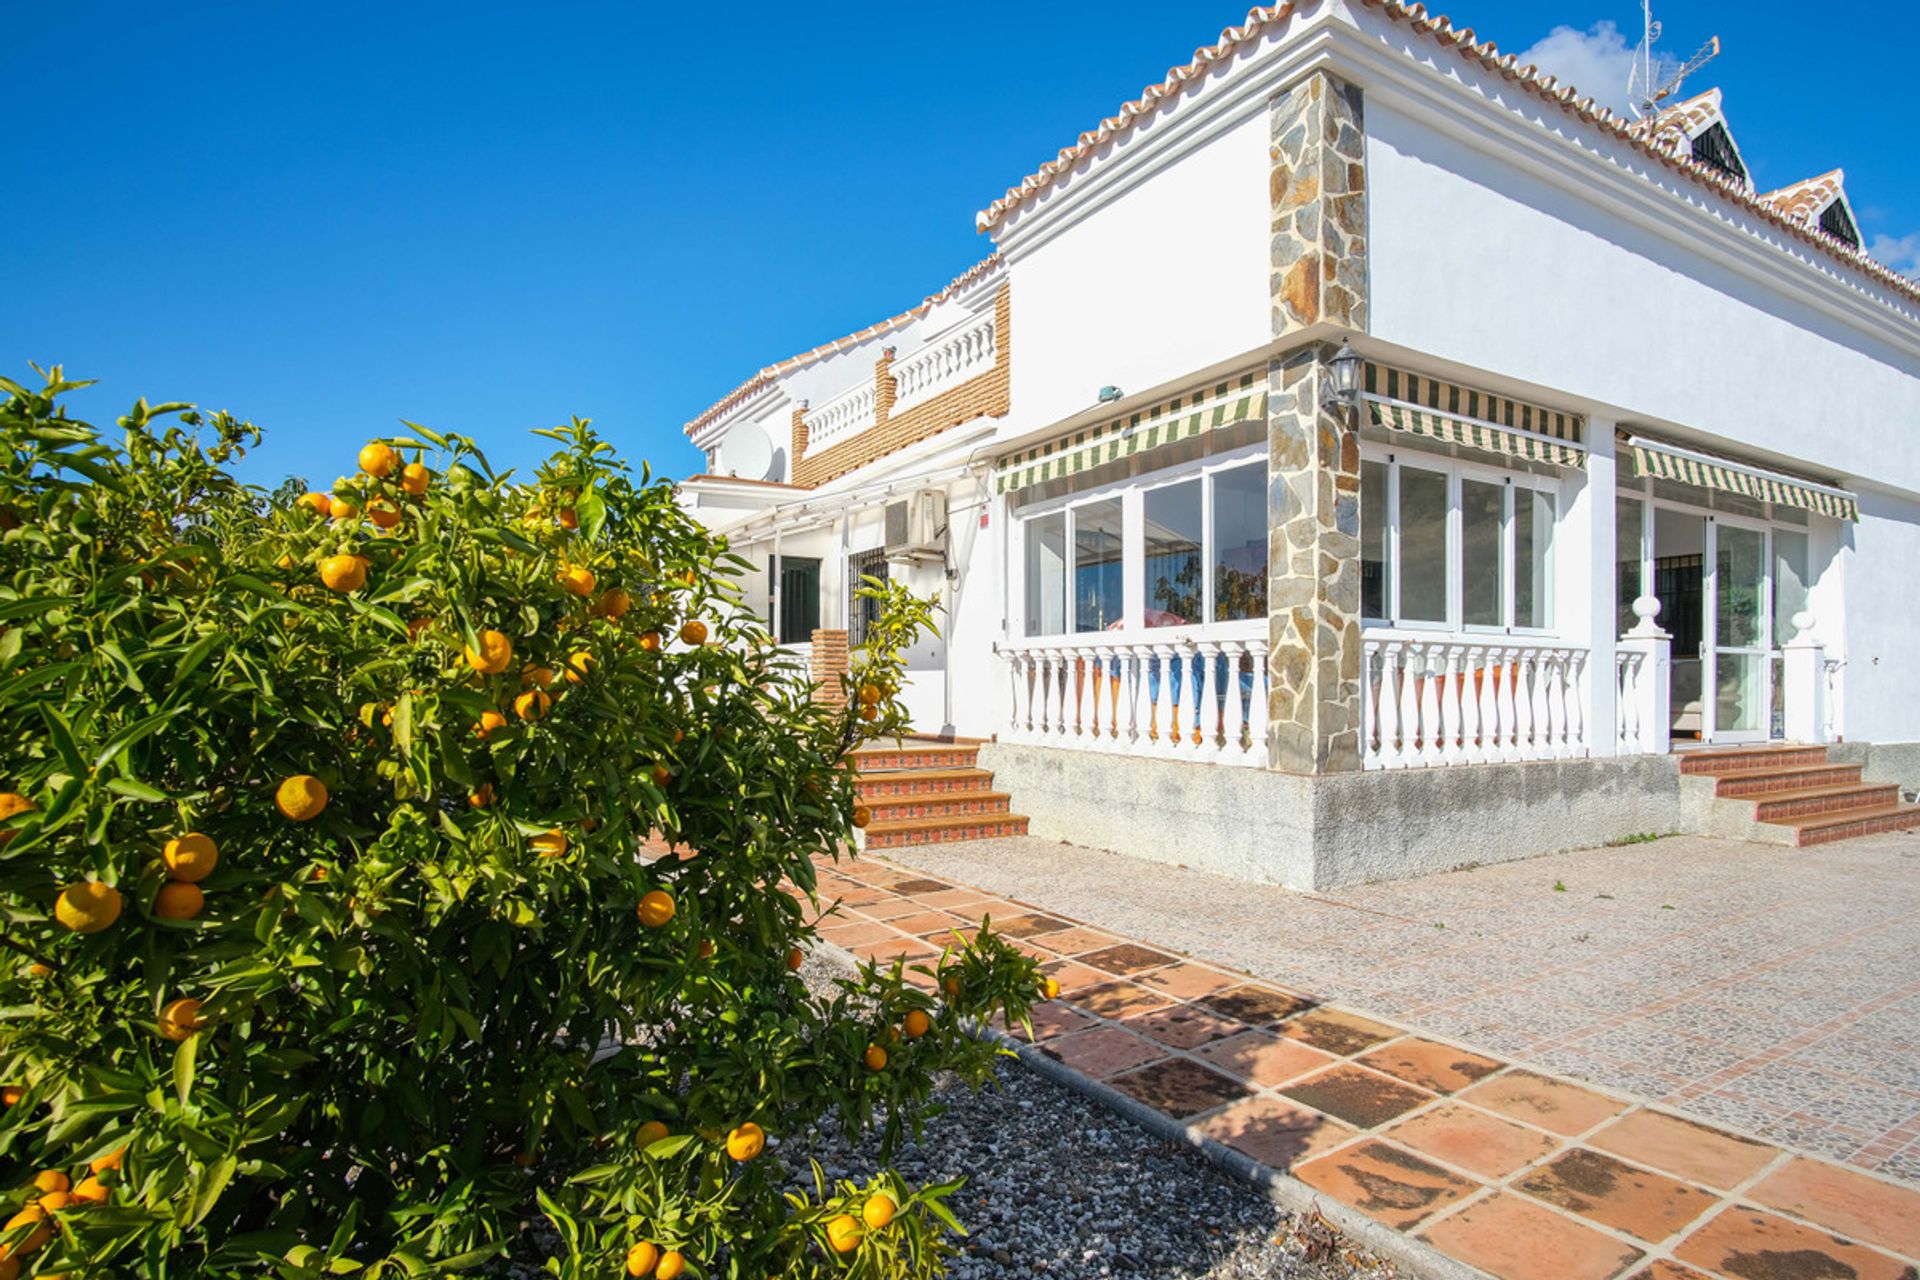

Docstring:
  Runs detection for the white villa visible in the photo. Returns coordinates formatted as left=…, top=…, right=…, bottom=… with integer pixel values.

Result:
left=675, top=0, right=1920, bottom=888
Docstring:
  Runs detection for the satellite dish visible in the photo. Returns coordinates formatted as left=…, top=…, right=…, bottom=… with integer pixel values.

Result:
left=719, top=425, right=776, bottom=482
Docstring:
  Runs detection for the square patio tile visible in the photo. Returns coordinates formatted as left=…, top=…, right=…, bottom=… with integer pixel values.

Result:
left=852, top=937, right=940, bottom=964
left=1074, top=980, right=1175, bottom=1020
left=1382, top=1102, right=1563, bottom=1180
left=1418, top=1192, right=1645, bottom=1280
left=913, top=888, right=992, bottom=911
left=1193, top=1029, right=1340, bottom=1088
left=1137, top=962, right=1242, bottom=1000
left=1293, top=1139, right=1481, bottom=1229
left=1014, top=1002, right=1097, bottom=1043
left=1105, top=1057, right=1253, bottom=1119
left=861, top=898, right=934, bottom=922
left=1458, top=1070, right=1631, bottom=1138
left=1039, top=960, right=1110, bottom=997
left=1624, top=1264, right=1716, bottom=1280
left=1033, top=925, right=1126, bottom=957
left=890, top=877, right=952, bottom=894
left=1077, top=942, right=1180, bottom=976
left=1278, top=1008, right=1401, bottom=1057
left=1747, top=1155, right=1920, bottom=1258
left=889, top=911, right=964, bottom=937
left=1515, top=1148, right=1718, bottom=1244
left=817, top=921, right=899, bottom=948
left=1039, top=1026, right=1168, bottom=1079
left=1674, top=1205, right=1917, bottom=1280
left=1588, top=1108, right=1780, bottom=1192
left=989, top=912, right=1076, bottom=940
left=1121, top=1003, right=1243, bottom=1050
left=1357, top=1037, right=1506, bottom=1094
left=1280, top=1064, right=1435, bottom=1130
left=1194, top=1095, right=1358, bottom=1171
left=1197, top=984, right=1320, bottom=1026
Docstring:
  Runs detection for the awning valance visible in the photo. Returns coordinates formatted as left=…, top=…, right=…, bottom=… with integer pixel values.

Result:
left=1626, top=435, right=1859, bottom=521
left=1363, top=362, right=1587, bottom=469
left=996, top=372, right=1266, bottom=495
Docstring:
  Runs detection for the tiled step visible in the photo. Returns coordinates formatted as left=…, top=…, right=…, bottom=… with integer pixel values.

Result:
left=1787, top=804, right=1920, bottom=848
left=865, top=790, right=1012, bottom=823
left=1713, top=763, right=1863, bottom=798
left=1753, top=782, right=1903, bottom=823
left=862, top=813, right=1030, bottom=849
left=1679, top=745, right=1832, bottom=776
left=850, top=742, right=980, bottom=772
left=856, top=767, right=997, bottom=799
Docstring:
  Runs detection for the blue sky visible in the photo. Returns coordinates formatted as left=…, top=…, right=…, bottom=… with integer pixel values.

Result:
left=4, top=2, right=1914, bottom=490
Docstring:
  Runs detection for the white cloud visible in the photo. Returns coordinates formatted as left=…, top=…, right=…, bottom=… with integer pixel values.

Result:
left=1517, top=20, right=1638, bottom=115
left=1868, top=232, right=1920, bottom=280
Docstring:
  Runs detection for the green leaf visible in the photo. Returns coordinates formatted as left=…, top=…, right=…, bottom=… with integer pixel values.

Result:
left=174, top=1030, right=199, bottom=1106
left=39, top=703, right=85, bottom=775
left=189, top=1152, right=239, bottom=1226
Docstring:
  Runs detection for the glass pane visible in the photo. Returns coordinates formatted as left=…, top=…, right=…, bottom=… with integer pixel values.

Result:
left=1715, top=524, right=1765, bottom=650
left=1144, top=479, right=1202, bottom=626
left=776, top=556, right=821, bottom=645
left=1024, top=512, right=1066, bottom=636
left=1361, top=460, right=1389, bottom=619
left=1460, top=479, right=1504, bottom=627
left=1211, top=463, right=1267, bottom=622
left=1399, top=468, right=1448, bottom=623
left=1616, top=496, right=1644, bottom=637
left=1514, top=488, right=1555, bottom=629
left=1772, top=529, right=1810, bottom=646
left=1716, top=651, right=1765, bottom=732
left=1072, top=499, right=1124, bottom=632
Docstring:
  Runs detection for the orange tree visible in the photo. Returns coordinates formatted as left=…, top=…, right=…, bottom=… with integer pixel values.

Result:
left=0, top=368, right=1047, bottom=1278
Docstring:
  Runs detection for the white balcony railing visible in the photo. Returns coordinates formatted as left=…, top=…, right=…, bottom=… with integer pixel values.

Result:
left=1362, top=634, right=1591, bottom=769
left=1000, top=626, right=1270, bottom=767
left=803, top=381, right=876, bottom=452
left=891, top=311, right=997, bottom=412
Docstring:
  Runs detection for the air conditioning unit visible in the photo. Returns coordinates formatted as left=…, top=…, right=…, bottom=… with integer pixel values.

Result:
left=883, top=489, right=948, bottom=562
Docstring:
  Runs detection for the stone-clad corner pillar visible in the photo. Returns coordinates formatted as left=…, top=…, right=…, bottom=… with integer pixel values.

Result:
left=1267, top=349, right=1363, bottom=774
left=1270, top=71, right=1368, bottom=336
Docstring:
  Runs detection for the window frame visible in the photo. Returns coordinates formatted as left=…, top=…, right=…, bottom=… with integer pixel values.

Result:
left=1359, top=445, right=1561, bottom=636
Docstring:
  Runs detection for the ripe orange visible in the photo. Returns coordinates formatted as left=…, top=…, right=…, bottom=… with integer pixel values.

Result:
left=54, top=882, right=122, bottom=934
left=696, top=938, right=715, bottom=959
left=88, top=1148, right=125, bottom=1175
left=637, top=890, right=676, bottom=928
left=29, top=1171, right=68, bottom=1196
left=859, top=703, right=879, bottom=722
left=859, top=683, right=882, bottom=705
left=786, top=946, right=805, bottom=971
left=557, top=507, right=579, bottom=530
left=162, top=831, right=219, bottom=882
left=650, top=763, right=671, bottom=788
left=636, top=1120, right=670, bottom=1147
left=1043, top=977, right=1061, bottom=1000
left=624, top=1242, right=659, bottom=1277
left=638, top=631, right=661, bottom=652
left=2, top=1204, right=50, bottom=1255
left=863, top=1044, right=888, bottom=1071
left=852, top=804, right=872, bottom=829
left=903, top=1010, right=931, bottom=1039
left=826, top=1213, right=861, bottom=1254
left=299, top=491, right=333, bottom=516
left=318, top=554, right=369, bottom=593
left=679, top=619, right=708, bottom=646
left=564, top=650, right=594, bottom=683
left=655, top=1250, right=685, bottom=1280
left=521, top=664, right=555, bottom=688
left=366, top=498, right=401, bottom=529
left=0, top=791, right=34, bottom=843
left=358, top=442, right=399, bottom=477
left=529, top=829, right=568, bottom=858
left=465, top=629, right=513, bottom=675
left=557, top=564, right=595, bottom=597
left=678, top=568, right=697, bottom=587
left=153, top=881, right=204, bottom=921
left=69, top=1175, right=109, bottom=1207
left=400, top=462, right=430, bottom=496
left=329, top=496, right=359, bottom=522
left=1, top=1086, right=23, bottom=1107
left=513, top=689, right=551, bottom=721
left=468, top=784, right=494, bottom=808
left=942, top=975, right=962, bottom=999
left=275, top=775, right=329, bottom=822
left=407, top=615, right=434, bottom=642
left=473, top=710, right=508, bottom=740
left=159, top=997, right=203, bottom=1041
left=25, top=963, right=51, bottom=978
left=863, top=1193, right=897, bottom=1230
left=725, top=1121, right=765, bottom=1161
left=597, top=587, right=630, bottom=619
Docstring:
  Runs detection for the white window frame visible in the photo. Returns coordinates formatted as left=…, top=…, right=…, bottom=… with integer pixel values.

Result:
left=1360, top=445, right=1561, bottom=637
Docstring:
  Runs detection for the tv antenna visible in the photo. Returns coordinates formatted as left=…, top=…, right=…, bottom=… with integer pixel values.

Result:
left=1626, top=0, right=1720, bottom=119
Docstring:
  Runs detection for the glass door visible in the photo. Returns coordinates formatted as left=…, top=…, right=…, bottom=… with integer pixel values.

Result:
left=1707, top=519, right=1770, bottom=743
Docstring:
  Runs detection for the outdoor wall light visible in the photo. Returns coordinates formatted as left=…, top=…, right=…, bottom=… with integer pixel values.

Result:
left=1322, top=339, right=1362, bottom=409
left=1097, top=385, right=1123, bottom=403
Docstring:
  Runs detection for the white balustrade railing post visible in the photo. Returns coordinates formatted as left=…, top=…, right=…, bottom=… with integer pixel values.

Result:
left=1417, top=645, right=1443, bottom=767
left=1382, top=642, right=1407, bottom=768
left=1222, top=642, right=1247, bottom=761
left=1616, top=596, right=1671, bottom=755
left=1008, top=652, right=1029, bottom=742
left=1782, top=612, right=1827, bottom=744
left=1198, top=642, right=1223, bottom=761
left=1248, top=640, right=1271, bottom=767
left=1151, top=645, right=1176, bottom=756
left=1543, top=651, right=1566, bottom=759
left=1361, top=642, right=1380, bottom=769
left=1459, top=646, right=1485, bottom=765
left=1823, top=657, right=1843, bottom=742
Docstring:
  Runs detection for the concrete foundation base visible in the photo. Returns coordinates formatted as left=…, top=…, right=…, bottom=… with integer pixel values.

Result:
left=979, top=742, right=1698, bottom=890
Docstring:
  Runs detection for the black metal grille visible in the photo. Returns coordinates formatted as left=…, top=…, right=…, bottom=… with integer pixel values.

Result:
left=1690, top=123, right=1747, bottom=185
left=847, top=549, right=889, bottom=649
left=1819, top=199, right=1860, bottom=247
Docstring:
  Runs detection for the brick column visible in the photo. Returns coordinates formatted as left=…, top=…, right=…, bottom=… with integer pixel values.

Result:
left=1266, top=71, right=1368, bottom=774
left=874, top=349, right=896, bottom=428
left=790, top=406, right=809, bottom=475
left=810, top=628, right=850, bottom=708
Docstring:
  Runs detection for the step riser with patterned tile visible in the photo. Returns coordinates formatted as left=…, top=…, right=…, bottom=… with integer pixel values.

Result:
left=856, top=769, right=997, bottom=799
left=850, top=746, right=980, bottom=772
left=1679, top=746, right=1832, bottom=776
left=1752, top=785, right=1902, bottom=822
left=1796, top=809, right=1920, bottom=847
left=1715, top=765, right=1864, bottom=798
left=867, top=794, right=1012, bottom=823
left=864, top=815, right=1031, bottom=848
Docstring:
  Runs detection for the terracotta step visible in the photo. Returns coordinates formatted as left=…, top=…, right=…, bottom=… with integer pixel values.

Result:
left=1678, top=745, right=1831, bottom=776
left=1786, top=804, right=1920, bottom=848
left=862, top=812, right=1030, bottom=849
left=1753, top=782, right=1903, bottom=823
left=850, top=742, right=980, bottom=772
left=1712, top=763, right=1863, bottom=798
left=865, top=790, right=1012, bottom=823
left=855, top=767, right=998, bottom=799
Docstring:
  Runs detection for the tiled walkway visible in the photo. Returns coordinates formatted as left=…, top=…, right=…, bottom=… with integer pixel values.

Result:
left=876, top=831, right=1920, bottom=1182
left=807, top=850, right=1920, bottom=1280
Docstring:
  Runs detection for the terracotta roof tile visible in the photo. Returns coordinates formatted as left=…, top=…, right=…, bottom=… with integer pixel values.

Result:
left=972, top=1, right=1920, bottom=310
left=1762, top=170, right=1847, bottom=226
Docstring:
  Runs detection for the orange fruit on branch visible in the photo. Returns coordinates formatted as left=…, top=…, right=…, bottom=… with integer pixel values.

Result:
left=275, top=775, right=328, bottom=822
left=636, top=1120, right=669, bottom=1148
left=54, top=882, right=122, bottom=934
left=468, top=784, right=494, bottom=808
left=863, top=1044, right=888, bottom=1071
left=464, top=629, right=513, bottom=675
left=358, top=442, right=399, bottom=477
left=863, top=1193, right=897, bottom=1230
left=859, top=683, right=882, bottom=706
left=298, top=491, right=332, bottom=516
left=69, top=1175, right=109, bottom=1207
left=557, top=507, right=578, bottom=531
left=638, top=631, right=661, bottom=652
left=655, top=1250, right=685, bottom=1280
left=556, top=564, right=595, bottom=598
left=902, top=1010, right=931, bottom=1039
left=318, top=554, right=368, bottom=593
left=852, top=805, right=871, bottom=829
left=826, top=1213, right=861, bottom=1254
left=513, top=689, right=551, bottom=721
left=529, top=830, right=568, bottom=858
left=400, top=462, right=429, bottom=496
left=366, top=498, right=401, bottom=530
left=88, top=1148, right=124, bottom=1175
left=162, top=831, right=218, bottom=882
left=624, top=1242, right=659, bottom=1277
left=596, top=588, right=630, bottom=619
left=473, top=710, right=508, bottom=740
left=0, top=791, right=33, bottom=844
left=153, top=881, right=204, bottom=921
left=636, top=890, right=675, bottom=928
left=725, top=1121, right=764, bottom=1161
left=564, top=650, right=594, bottom=683
left=329, top=496, right=359, bottom=522
left=29, top=1171, right=68, bottom=1197
left=678, top=619, right=708, bottom=646
left=786, top=947, right=805, bottom=971
left=520, top=664, right=555, bottom=688
left=159, top=997, right=203, bottom=1041
left=2, top=1204, right=50, bottom=1255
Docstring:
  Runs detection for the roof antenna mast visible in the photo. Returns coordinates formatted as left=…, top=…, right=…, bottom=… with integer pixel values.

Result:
left=1627, top=0, right=1720, bottom=120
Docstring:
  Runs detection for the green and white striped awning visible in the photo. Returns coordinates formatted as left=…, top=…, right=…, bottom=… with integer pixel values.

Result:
left=1627, top=436, right=1859, bottom=521
left=996, top=372, right=1266, bottom=494
left=1363, top=363, right=1586, bottom=468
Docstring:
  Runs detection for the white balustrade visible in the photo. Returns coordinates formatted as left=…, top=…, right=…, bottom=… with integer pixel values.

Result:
left=803, top=381, right=876, bottom=452
left=890, top=311, right=997, bottom=412
left=1823, top=656, right=1844, bottom=742
left=1000, top=628, right=1270, bottom=767
left=1362, top=635, right=1592, bottom=769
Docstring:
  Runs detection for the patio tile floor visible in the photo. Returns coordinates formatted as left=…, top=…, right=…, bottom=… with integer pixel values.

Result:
left=803, top=846, right=1920, bottom=1280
